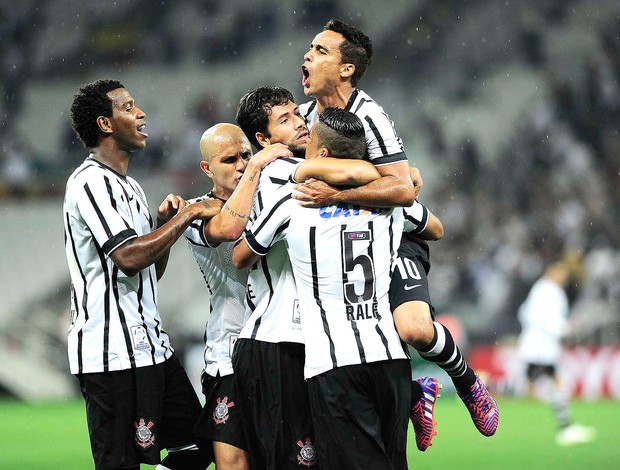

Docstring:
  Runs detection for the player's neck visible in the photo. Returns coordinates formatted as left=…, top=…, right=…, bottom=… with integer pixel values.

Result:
left=317, top=85, right=355, bottom=113
left=211, top=187, right=230, bottom=202
left=89, top=146, right=130, bottom=175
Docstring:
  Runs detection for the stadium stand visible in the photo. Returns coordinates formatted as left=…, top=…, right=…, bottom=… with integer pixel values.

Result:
left=1, top=0, right=618, bottom=399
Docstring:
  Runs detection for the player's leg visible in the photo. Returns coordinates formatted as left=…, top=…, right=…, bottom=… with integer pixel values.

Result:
left=279, top=342, right=319, bottom=468
left=193, top=372, right=248, bottom=469
left=527, top=364, right=596, bottom=446
left=390, top=254, right=499, bottom=437
left=233, top=338, right=293, bottom=470
left=157, top=354, right=214, bottom=470
left=212, top=441, right=249, bottom=469
left=373, top=359, right=412, bottom=470
left=308, top=362, right=401, bottom=470
left=390, top=257, right=476, bottom=392
left=78, top=368, right=163, bottom=470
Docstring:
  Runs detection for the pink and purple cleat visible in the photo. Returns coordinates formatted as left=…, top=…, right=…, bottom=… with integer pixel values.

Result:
left=411, top=377, right=442, bottom=451
left=458, top=374, right=499, bottom=437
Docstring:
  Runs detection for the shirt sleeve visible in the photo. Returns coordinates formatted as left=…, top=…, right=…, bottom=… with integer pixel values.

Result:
left=402, top=200, right=429, bottom=234
left=243, top=185, right=294, bottom=256
left=362, top=103, right=407, bottom=166
left=184, top=218, right=220, bottom=248
left=183, top=197, right=219, bottom=248
left=76, top=173, right=137, bottom=255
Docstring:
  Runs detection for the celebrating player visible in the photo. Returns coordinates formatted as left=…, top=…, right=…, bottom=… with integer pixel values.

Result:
left=297, top=19, right=500, bottom=448
left=182, top=123, right=291, bottom=469
left=64, top=79, right=217, bottom=470
left=233, top=86, right=382, bottom=469
left=233, top=108, right=412, bottom=469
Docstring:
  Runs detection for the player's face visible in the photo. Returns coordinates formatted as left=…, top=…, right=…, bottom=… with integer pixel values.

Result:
left=202, top=134, right=252, bottom=199
left=304, top=125, right=321, bottom=159
left=302, top=30, right=347, bottom=98
left=107, top=88, right=148, bottom=152
left=264, top=101, right=308, bottom=156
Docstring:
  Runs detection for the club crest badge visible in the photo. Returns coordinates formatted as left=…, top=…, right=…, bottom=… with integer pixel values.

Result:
left=296, top=437, right=317, bottom=467
left=134, top=418, right=155, bottom=449
left=213, top=396, right=234, bottom=424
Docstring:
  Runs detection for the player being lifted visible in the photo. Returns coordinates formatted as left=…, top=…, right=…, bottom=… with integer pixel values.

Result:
left=296, top=19, right=500, bottom=448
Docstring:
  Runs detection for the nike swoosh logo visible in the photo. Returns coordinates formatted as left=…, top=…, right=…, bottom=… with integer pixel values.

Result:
left=404, top=284, right=422, bottom=290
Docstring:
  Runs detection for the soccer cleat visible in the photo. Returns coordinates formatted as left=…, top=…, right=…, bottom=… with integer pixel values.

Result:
left=555, top=424, right=597, bottom=446
left=411, top=377, right=441, bottom=451
left=458, top=374, right=499, bottom=437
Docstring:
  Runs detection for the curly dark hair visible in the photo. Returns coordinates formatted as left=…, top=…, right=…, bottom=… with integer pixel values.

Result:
left=324, top=19, right=373, bottom=87
left=70, top=79, right=124, bottom=149
left=315, top=107, right=366, bottom=159
left=235, top=86, right=295, bottom=149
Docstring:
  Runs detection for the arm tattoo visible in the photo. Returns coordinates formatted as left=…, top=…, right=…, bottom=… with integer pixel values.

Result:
left=225, top=206, right=250, bottom=219
left=247, top=169, right=259, bottom=183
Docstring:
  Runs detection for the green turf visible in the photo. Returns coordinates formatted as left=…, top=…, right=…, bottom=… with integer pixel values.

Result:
left=0, top=397, right=617, bottom=469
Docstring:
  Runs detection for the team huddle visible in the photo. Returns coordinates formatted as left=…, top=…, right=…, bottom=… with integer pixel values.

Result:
left=63, top=19, right=499, bottom=470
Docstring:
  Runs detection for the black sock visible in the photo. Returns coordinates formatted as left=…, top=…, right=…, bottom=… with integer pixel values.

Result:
left=418, top=322, right=476, bottom=395
left=411, top=379, right=423, bottom=404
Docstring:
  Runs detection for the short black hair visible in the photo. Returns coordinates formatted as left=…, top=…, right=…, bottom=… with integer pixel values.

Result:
left=325, top=19, right=373, bottom=87
left=70, top=79, right=124, bottom=149
left=315, top=107, right=366, bottom=159
left=236, top=86, right=295, bottom=149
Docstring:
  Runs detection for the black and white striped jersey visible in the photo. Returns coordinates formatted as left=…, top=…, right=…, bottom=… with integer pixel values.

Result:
left=239, top=157, right=305, bottom=344
left=243, top=183, right=408, bottom=379
left=399, top=200, right=432, bottom=269
left=299, top=89, right=407, bottom=167
left=183, top=193, right=248, bottom=377
left=403, top=200, right=429, bottom=235
left=63, top=157, right=172, bottom=375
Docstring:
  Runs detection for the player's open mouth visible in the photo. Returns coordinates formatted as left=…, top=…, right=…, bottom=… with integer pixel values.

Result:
left=296, top=131, right=308, bottom=142
left=137, top=123, right=148, bottom=138
left=301, top=65, right=310, bottom=87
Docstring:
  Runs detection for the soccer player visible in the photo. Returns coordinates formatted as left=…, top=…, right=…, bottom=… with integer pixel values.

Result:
left=518, top=259, right=596, bottom=446
left=233, top=86, right=382, bottom=469
left=64, top=79, right=217, bottom=470
left=233, top=108, right=411, bottom=469
left=296, top=19, right=500, bottom=447
left=182, top=123, right=291, bottom=469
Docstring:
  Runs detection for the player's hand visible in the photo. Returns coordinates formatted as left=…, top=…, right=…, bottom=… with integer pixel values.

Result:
left=292, top=178, right=340, bottom=207
left=251, top=143, right=293, bottom=169
left=157, top=193, right=188, bottom=226
left=190, top=197, right=223, bottom=219
left=410, top=167, right=423, bottom=199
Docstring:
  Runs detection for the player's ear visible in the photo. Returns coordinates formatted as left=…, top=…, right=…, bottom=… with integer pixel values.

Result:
left=200, top=160, right=213, bottom=178
left=255, top=132, right=270, bottom=148
left=340, top=63, right=355, bottom=80
left=317, top=148, right=329, bottom=159
left=97, top=116, right=113, bottom=135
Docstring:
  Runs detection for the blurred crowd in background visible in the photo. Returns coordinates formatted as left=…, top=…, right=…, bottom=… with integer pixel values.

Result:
left=1, top=0, right=618, bottom=351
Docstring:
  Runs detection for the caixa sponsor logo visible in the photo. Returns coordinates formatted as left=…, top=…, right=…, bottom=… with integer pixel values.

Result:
left=319, top=204, right=380, bottom=219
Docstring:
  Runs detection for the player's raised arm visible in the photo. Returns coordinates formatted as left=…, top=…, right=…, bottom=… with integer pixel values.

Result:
left=231, top=238, right=261, bottom=269
left=294, top=160, right=414, bottom=208
left=111, top=197, right=222, bottom=278
left=203, top=142, right=292, bottom=243
left=293, top=157, right=380, bottom=186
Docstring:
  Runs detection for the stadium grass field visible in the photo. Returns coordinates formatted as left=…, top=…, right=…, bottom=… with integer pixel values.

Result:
left=0, top=396, right=617, bottom=469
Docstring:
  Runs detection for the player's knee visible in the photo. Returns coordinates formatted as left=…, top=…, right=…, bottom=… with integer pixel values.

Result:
left=393, top=301, right=434, bottom=348
left=214, top=443, right=249, bottom=470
